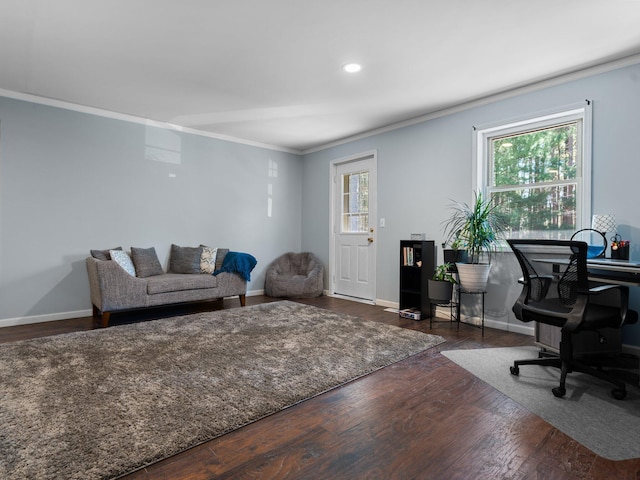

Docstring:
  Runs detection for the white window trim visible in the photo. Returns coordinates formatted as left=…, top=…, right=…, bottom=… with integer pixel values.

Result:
left=472, top=101, right=593, bottom=235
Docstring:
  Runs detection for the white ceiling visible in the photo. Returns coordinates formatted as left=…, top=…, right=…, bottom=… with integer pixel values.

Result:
left=2, top=0, right=640, bottom=153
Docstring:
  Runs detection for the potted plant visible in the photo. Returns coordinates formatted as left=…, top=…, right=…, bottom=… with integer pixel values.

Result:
left=442, top=234, right=468, bottom=266
left=428, top=263, right=457, bottom=304
left=442, top=191, right=508, bottom=291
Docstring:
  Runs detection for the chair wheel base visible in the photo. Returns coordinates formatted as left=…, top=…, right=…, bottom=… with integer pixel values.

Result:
left=510, top=366, right=519, bottom=375
left=552, top=386, right=566, bottom=398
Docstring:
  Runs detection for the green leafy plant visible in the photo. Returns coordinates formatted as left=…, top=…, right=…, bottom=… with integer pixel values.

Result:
left=432, top=263, right=457, bottom=284
left=442, top=191, right=508, bottom=264
left=442, top=231, right=463, bottom=250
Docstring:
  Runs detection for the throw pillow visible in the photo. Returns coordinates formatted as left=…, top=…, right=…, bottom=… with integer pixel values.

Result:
left=200, top=245, right=218, bottom=274
left=216, top=248, right=229, bottom=270
left=131, top=247, right=164, bottom=278
left=169, top=244, right=203, bottom=274
left=90, top=247, right=122, bottom=261
left=109, top=249, right=136, bottom=276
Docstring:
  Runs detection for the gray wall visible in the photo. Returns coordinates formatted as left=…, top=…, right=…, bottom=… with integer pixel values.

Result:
left=0, top=97, right=302, bottom=323
left=3, top=61, right=640, bottom=347
left=302, top=61, right=640, bottom=347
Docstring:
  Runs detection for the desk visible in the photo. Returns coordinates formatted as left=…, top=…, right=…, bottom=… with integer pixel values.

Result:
left=532, top=257, right=640, bottom=354
left=534, top=257, right=640, bottom=286
left=585, top=258, right=640, bottom=286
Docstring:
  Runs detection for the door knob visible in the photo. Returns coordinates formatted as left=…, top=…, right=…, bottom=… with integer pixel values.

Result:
left=368, top=237, right=374, bottom=243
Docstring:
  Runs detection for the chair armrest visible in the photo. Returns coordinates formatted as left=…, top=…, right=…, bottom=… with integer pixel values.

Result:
left=588, top=284, right=619, bottom=294
left=531, top=275, right=554, bottom=281
left=306, top=263, right=323, bottom=278
left=266, top=264, right=282, bottom=277
left=566, top=284, right=634, bottom=331
left=513, top=275, right=554, bottom=320
left=516, top=274, right=551, bottom=284
left=587, top=284, right=634, bottom=327
left=528, top=275, right=554, bottom=301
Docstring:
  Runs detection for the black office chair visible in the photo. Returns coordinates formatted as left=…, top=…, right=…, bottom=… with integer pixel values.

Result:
left=507, top=239, right=638, bottom=400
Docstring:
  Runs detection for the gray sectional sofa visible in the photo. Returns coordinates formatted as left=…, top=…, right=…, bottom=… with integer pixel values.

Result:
left=86, top=245, right=247, bottom=327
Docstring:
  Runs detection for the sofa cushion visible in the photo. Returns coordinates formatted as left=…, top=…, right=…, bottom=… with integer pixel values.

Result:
left=110, top=250, right=136, bottom=276
left=146, top=273, right=219, bottom=295
left=131, top=247, right=164, bottom=278
left=169, top=244, right=203, bottom=274
left=91, top=247, right=122, bottom=261
left=200, top=246, right=218, bottom=274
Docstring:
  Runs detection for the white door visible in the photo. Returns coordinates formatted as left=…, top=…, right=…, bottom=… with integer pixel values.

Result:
left=331, top=152, right=377, bottom=302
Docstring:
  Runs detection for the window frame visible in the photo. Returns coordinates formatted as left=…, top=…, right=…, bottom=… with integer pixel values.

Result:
left=473, top=101, right=592, bottom=241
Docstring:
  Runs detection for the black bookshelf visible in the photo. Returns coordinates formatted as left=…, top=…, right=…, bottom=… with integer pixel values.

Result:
left=399, top=240, right=436, bottom=320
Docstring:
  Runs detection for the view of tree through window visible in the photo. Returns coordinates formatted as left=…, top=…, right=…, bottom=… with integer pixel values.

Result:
left=342, top=171, right=369, bottom=233
left=489, top=122, right=579, bottom=239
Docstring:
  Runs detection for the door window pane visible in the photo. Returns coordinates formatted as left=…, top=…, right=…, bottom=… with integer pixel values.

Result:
left=342, top=171, right=369, bottom=233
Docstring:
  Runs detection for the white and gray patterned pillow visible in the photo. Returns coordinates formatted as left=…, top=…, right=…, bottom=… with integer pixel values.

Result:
left=200, top=246, right=218, bottom=274
left=110, top=249, right=136, bottom=276
left=90, top=246, right=122, bottom=261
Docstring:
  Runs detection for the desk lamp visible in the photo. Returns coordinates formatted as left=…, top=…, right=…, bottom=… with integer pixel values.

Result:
left=592, top=214, right=617, bottom=257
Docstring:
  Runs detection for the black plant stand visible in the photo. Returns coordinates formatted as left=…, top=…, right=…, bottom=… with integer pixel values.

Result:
left=456, top=288, right=486, bottom=337
left=429, top=295, right=459, bottom=331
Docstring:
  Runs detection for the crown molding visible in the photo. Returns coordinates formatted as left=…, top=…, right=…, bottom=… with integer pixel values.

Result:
left=0, top=89, right=302, bottom=155
left=3, top=52, right=639, bottom=158
left=302, top=53, right=640, bottom=155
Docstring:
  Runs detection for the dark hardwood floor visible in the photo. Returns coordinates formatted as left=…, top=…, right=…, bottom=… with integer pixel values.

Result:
left=3, top=296, right=640, bottom=479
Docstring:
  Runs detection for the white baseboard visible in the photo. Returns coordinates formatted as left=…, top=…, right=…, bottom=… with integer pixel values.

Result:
left=328, top=293, right=375, bottom=305
left=433, top=306, right=534, bottom=336
left=0, top=291, right=266, bottom=329
left=375, top=298, right=397, bottom=309
left=0, top=309, right=93, bottom=328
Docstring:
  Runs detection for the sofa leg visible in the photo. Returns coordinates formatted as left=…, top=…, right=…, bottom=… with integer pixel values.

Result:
left=92, top=305, right=110, bottom=328
left=101, top=311, right=111, bottom=328
left=239, top=294, right=246, bottom=307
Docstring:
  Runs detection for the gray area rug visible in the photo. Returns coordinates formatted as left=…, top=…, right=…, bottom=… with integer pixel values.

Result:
left=443, top=346, right=640, bottom=460
left=0, top=301, right=444, bottom=480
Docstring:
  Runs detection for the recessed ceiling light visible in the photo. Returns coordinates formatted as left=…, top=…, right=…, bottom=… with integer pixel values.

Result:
left=342, top=63, right=362, bottom=73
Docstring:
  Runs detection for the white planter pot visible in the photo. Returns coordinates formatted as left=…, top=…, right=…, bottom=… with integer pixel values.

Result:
left=455, top=263, right=491, bottom=292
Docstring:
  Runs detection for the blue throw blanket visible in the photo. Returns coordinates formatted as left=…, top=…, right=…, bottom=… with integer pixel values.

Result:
left=213, top=251, right=257, bottom=281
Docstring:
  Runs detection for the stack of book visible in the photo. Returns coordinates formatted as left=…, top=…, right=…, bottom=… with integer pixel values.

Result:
left=402, top=246, right=414, bottom=266
left=399, top=308, right=421, bottom=320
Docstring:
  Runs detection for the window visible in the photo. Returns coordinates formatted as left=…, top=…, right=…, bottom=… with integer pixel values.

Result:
left=341, top=171, right=369, bottom=233
left=475, top=103, right=592, bottom=240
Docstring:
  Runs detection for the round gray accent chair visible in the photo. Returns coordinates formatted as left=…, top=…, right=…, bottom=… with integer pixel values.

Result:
left=264, top=252, right=324, bottom=298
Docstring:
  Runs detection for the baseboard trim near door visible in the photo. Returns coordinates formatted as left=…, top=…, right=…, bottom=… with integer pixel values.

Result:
left=327, top=292, right=376, bottom=305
